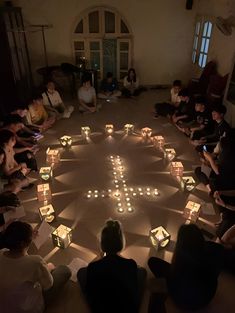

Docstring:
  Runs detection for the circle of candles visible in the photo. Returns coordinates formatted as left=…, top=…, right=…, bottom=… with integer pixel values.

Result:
left=128, top=207, right=134, bottom=212
left=140, top=192, right=144, bottom=196
left=113, top=172, right=117, bottom=175
left=154, top=189, right=159, bottom=196
left=146, top=188, right=150, bottom=191
left=108, top=189, right=112, bottom=193
left=127, top=203, right=131, bottom=206
left=88, top=190, right=92, bottom=194
left=125, top=193, right=129, bottom=196
left=87, top=194, right=91, bottom=198
left=117, top=198, right=121, bottom=202
left=126, top=197, right=130, bottom=201
left=94, top=194, right=98, bottom=198
left=115, top=190, right=120, bottom=197
left=123, top=184, right=127, bottom=188
left=115, top=185, right=119, bottom=188
left=133, top=192, right=137, bottom=196
left=130, top=188, right=134, bottom=192
left=124, top=188, right=128, bottom=192
left=120, top=175, right=124, bottom=178
left=110, top=156, right=113, bottom=159
left=147, top=192, right=151, bottom=196
left=114, top=180, right=118, bottom=183
left=118, top=203, right=122, bottom=207
left=122, top=180, right=126, bottom=183
left=138, top=188, right=142, bottom=192
left=94, top=190, right=98, bottom=193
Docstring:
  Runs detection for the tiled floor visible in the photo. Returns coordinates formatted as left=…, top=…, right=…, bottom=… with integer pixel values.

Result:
left=20, top=90, right=235, bottom=312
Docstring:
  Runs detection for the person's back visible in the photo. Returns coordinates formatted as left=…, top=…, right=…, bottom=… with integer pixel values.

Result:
left=87, top=254, right=138, bottom=313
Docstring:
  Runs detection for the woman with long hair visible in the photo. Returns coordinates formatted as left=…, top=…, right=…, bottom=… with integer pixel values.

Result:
left=148, top=224, right=223, bottom=310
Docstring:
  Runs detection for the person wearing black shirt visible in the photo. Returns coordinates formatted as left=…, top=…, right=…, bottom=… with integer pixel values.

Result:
left=148, top=224, right=223, bottom=311
left=98, top=72, right=121, bottom=100
left=77, top=220, right=146, bottom=313
left=172, top=88, right=195, bottom=125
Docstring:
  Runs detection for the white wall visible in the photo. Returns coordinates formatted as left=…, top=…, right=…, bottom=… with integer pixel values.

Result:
left=13, top=0, right=197, bottom=85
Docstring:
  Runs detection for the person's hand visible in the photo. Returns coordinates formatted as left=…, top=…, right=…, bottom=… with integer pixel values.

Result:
left=47, top=262, right=55, bottom=272
left=215, top=196, right=225, bottom=207
left=21, top=167, right=29, bottom=175
left=203, top=151, right=213, bottom=161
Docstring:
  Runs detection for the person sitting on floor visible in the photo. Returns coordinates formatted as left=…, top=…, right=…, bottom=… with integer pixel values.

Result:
left=0, top=130, right=32, bottom=190
left=77, top=219, right=146, bottom=313
left=98, top=72, right=121, bottom=101
left=181, top=96, right=214, bottom=139
left=2, top=116, right=38, bottom=172
left=148, top=224, right=223, bottom=311
left=172, top=88, right=195, bottom=125
left=195, top=131, right=235, bottom=195
left=194, top=104, right=231, bottom=152
left=122, top=68, right=144, bottom=97
left=78, top=74, right=100, bottom=113
left=154, top=80, right=182, bottom=118
left=26, top=94, right=56, bottom=131
left=42, top=81, right=74, bottom=118
left=0, top=221, right=71, bottom=313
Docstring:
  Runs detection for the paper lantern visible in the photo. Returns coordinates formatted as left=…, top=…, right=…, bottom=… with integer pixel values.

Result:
left=124, top=124, right=134, bottom=134
left=181, top=176, right=196, bottom=192
left=81, top=126, right=91, bottom=138
left=46, top=148, right=60, bottom=164
left=141, top=127, right=152, bottom=138
left=153, top=136, right=165, bottom=148
left=184, top=201, right=201, bottom=222
left=39, top=204, right=55, bottom=223
left=37, top=184, right=52, bottom=202
left=105, top=124, right=114, bottom=135
left=149, top=226, right=171, bottom=250
left=164, top=148, right=176, bottom=161
left=52, top=224, right=72, bottom=249
left=170, top=161, right=184, bottom=177
left=60, top=135, right=72, bottom=147
left=39, top=167, right=53, bottom=181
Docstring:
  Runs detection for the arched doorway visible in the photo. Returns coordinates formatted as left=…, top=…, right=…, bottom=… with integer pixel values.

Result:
left=72, top=6, right=133, bottom=80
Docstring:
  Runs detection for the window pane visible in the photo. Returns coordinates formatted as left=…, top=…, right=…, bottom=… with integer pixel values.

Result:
left=200, top=38, right=206, bottom=52
left=199, top=53, right=203, bottom=67
left=196, top=21, right=200, bottom=35
left=207, top=22, right=212, bottom=37
left=75, top=20, right=83, bottom=33
left=193, top=36, right=199, bottom=50
left=89, top=11, right=99, bottom=33
left=90, top=51, right=100, bottom=70
left=74, top=41, right=84, bottom=50
left=204, top=38, right=209, bottom=53
left=120, top=71, right=128, bottom=79
left=90, top=41, right=100, bottom=50
left=121, top=20, right=129, bottom=33
left=203, top=22, right=208, bottom=36
left=105, top=11, right=115, bottom=33
left=75, top=52, right=85, bottom=65
left=120, top=52, right=129, bottom=70
left=192, top=51, right=196, bottom=63
left=120, top=42, right=129, bottom=51
left=202, top=54, right=207, bottom=68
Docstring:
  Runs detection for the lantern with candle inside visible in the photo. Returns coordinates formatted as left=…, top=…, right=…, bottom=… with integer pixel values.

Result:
left=181, top=176, right=196, bottom=192
left=170, top=161, right=184, bottom=177
left=149, top=226, right=171, bottom=251
left=164, top=148, right=176, bottom=161
left=46, top=148, right=60, bottom=164
left=141, top=127, right=152, bottom=138
left=105, top=124, right=114, bottom=135
left=37, top=184, right=52, bottom=202
left=184, top=201, right=201, bottom=222
left=60, top=135, right=72, bottom=147
left=124, top=124, right=134, bottom=135
left=52, top=224, right=72, bottom=249
left=153, top=136, right=165, bottom=149
left=39, top=167, right=53, bottom=181
left=38, top=204, right=55, bottom=223
left=81, top=126, right=91, bottom=139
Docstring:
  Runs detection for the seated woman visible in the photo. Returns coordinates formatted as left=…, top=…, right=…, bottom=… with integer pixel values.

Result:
left=0, top=221, right=71, bottom=313
left=148, top=224, right=223, bottom=311
left=122, top=68, right=143, bottom=97
left=77, top=219, right=146, bottom=313
left=0, top=130, right=32, bottom=190
left=78, top=74, right=100, bottom=113
left=26, top=94, right=56, bottom=131
left=98, top=72, right=121, bottom=100
left=195, top=132, right=235, bottom=194
left=154, top=80, right=182, bottom=118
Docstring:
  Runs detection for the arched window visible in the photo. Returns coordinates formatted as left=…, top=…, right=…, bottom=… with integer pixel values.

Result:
left=72, top=7, right=132, bottom=80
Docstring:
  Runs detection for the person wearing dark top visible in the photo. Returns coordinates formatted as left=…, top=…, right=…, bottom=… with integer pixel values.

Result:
left=77, top=219, right=146, bottom=313
left=172, top=88, right=195, bottom=125
left=98, top=72, right=121, bottom=100
left=148, top=224, right=223, bottom=311
left=182, top=96, right=213, bottom=140
left=195, top=131, right=235, bottom=194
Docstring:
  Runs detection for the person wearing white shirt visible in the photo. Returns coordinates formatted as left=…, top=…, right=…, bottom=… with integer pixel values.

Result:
left=78, top=74, right=100, bottom=113
left=42, top=81, right=74, bottom=118
left=0, top=221, right=71, bottom=313
left=122, top=68, right=142, bottom=97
